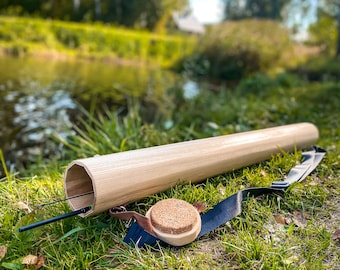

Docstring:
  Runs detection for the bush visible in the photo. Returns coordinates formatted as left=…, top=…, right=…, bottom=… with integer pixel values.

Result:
left=293, top=56, right=340, bottom=82
left=180, top=20, right=293, bottom=81
left=236, top=73, right=304, bottom=97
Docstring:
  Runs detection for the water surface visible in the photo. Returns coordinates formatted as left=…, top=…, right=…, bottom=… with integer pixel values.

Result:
left=0, top=55, right=188, bottom=171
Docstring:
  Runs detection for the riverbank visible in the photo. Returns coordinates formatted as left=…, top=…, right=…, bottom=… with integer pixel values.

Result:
left=1, top=70, right=339, bottom=268
left=0, top=16, right=196, bottom=67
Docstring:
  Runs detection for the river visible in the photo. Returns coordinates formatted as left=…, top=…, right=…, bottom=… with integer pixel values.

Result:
left=0, top=55, right=199, bottom=172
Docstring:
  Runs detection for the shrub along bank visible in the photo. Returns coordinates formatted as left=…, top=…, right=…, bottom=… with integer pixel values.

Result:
left=177, top=20, right=296, bottom=81
left=0, top=16, right=196, bottom=67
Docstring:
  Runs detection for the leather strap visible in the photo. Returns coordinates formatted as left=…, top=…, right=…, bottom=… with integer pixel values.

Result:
left=113, top=147, right=326, bottom=247
left=109, top=207, right=156, bottom=237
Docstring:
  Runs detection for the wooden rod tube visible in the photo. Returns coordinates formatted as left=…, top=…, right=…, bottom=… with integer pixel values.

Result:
left=64, top=122, right=319, bottom=217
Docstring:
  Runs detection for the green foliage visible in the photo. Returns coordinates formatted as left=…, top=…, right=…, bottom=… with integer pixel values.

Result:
left=236, top=73, right=305, bottom=97
left=55, top=104, right=182, bottom=159
left=308, top=12, right=337, bottom=56
left=179, top=20, right=293, bottom=81
left=168, top=72, right=340, bottom=143
left=293, top=56, right=340, bottom=81
left=0, top=16, right=196, bottom=67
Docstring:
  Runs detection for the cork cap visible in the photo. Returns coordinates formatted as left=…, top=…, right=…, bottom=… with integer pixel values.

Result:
left=146, top=198, right=201, bottom=246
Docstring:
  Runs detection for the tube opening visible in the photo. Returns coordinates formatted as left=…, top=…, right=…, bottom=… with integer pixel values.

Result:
left=64, top=163, right=94, bottom=213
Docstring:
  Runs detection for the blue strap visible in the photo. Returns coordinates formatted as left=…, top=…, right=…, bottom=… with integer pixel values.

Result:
left=124, top=222, right=165, bottom=247
left=199, top=187, right=282, bottom=237
left=123, top=147, right=326, bottom=247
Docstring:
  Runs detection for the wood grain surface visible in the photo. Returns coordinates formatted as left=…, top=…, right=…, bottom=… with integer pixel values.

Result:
left=64, top=122, right=319, bottom=217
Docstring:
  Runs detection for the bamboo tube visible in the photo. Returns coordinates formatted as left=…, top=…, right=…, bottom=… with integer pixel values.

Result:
left=64, top=122, right=319, bottom=217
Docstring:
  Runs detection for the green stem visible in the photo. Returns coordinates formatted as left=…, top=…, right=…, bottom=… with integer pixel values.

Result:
left=0, top=148, right=12, bottom=189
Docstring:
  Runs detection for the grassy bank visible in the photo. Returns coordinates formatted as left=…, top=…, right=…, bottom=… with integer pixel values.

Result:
left=0, top=16, right=196, bottom=67
left=0, top=72, right=339, bottom=269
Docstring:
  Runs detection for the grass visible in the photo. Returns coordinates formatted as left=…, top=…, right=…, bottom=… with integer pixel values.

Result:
left=0, top=16, right=196, bottom=67
left=0, top=72, right=339, bottom=269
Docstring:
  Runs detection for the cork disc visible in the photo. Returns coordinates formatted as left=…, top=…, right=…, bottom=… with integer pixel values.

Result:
left=149, top=198, right=198, bottom=234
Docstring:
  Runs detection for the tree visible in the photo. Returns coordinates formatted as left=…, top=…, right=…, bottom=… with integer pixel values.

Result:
left=337, top=1, right=340, bottom=57
left=224, top=0, right=289, bottom=20
left=0, top=0, right=189, bottom=32
left=309, top=10, right=337, bottom=55
left=153, top=0, right=187, bottom=33
left=308, top=0, right=340, bottom=57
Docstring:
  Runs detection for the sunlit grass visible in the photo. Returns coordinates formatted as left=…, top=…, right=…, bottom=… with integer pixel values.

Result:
left=0, top=16, right=196, bottom=67
left=0, top=74, right=339, bottom=269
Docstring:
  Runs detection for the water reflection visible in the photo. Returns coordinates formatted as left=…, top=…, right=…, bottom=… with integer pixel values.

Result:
left=0, top=55, right=183, bottom=172
left=13, top=89, right=76, bottom=157
left=1, top=80, right=77, bottom=170
left=182, top=80, right=200, bottom=99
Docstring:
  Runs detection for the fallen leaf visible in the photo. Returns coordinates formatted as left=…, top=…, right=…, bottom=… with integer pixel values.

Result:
left=332, top=229, right=340, bottom=241
left=285, top=216, right=293, bottom=224
left=0, top=245, right=7, bottom=261
left=273, top=214, right=287, bottom=225
left=22, top=254, right=38, bottom=265
left=309, top=175, right=321, bottom=186
left=207, top=121, right=219, bottom=129
left=193, top=201, right=206, bottom=213
left=293, top=211, right=307, bottom=228
left=35, top=255, right=45, bottom=269
left=260, top=170, right=267, bottom=177
left=309, top=180, right=319, bottom=186
left=17, top=201, right=32, bottom=213
left=283, top=255, right=299, bottom=265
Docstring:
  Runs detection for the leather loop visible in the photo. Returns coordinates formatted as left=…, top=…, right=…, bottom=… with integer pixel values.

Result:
left=109, top=209, right=156, bottom=237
